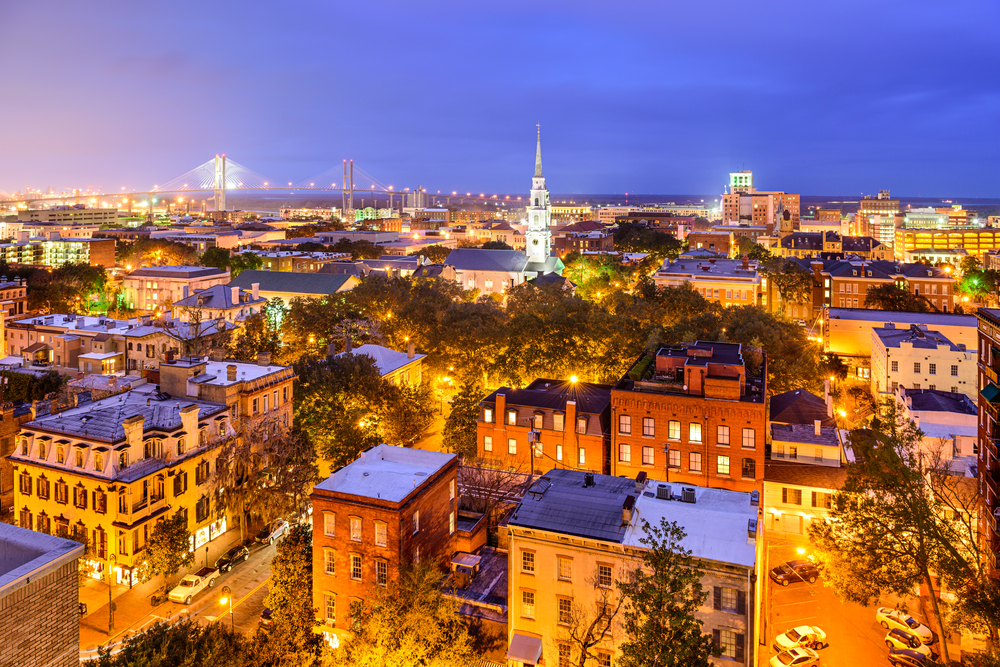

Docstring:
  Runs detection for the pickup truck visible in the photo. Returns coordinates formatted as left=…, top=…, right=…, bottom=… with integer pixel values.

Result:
left=168, top=566, right=219, bottom=605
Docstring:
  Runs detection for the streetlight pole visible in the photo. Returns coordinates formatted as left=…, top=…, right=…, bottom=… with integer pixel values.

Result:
left=221, top=585, right=234, bottom=632
left=108, top=554, right=116, bottom=636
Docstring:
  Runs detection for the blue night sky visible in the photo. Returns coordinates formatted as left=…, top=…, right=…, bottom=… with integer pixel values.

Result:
left=1, top=0, right=998, bottom=198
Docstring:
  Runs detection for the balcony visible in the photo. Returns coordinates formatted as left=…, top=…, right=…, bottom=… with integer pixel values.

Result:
left=115, top=496, right=169, bottom=526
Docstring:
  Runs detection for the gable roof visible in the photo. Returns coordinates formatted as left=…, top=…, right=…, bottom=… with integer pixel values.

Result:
left=173, top=284, right=266, bottom=310
left=228, top=270, right=357, bottom=295
left=481, top=379, right=612, bottom=415
left=444, top=248, right=529, bottom=273
left=764, top=460, right=847, bottom=489
left=769, top=388, right=835, bottom=427
left=338, top=344, right=425, bottom=376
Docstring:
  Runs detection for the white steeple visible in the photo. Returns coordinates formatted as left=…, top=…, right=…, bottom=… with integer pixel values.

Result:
left=525, top=125, right=552, bottom=264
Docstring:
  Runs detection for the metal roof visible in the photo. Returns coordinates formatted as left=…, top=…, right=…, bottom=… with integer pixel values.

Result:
left=228, top=270, right=356, bottom=295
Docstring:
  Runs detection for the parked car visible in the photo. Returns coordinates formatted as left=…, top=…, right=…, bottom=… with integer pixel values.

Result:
left=769, top=560, right=820, bottom=586
left=876, top=607, right=934, bottom=644
left=214, top=545, right=250, bottom=573
left=259, top=608, right=274, bottom=630
left=256, top=519, right=289, bottom=545
left=167, top=566, right=219, bottom=605
left=769, top=647, right=820, bottom=667
left=885, top=629, right=934, bottom=658
left=888, top=648, right=929, bottom=667
left=773, top=626, right=827, bottom=652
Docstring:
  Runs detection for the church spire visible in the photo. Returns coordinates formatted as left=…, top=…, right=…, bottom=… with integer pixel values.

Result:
left=534, top=124, right=543, bottom=177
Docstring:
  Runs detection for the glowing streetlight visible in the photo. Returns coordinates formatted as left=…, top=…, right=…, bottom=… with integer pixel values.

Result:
left=219, top=585, right=234, bottom=631
left=570, top=375, right=578, bottom=383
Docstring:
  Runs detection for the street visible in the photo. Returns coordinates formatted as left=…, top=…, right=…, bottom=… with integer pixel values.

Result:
left=79, top=531, right=278, bottom=660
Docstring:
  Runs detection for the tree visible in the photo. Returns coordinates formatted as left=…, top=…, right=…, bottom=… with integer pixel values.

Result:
left=460, top=460, right=528, bottom=543
left=864, top=283, right=930, bottom=312
left=613, top=222, right=683, bottom=262
left=480, top=240, right=513, bottom=250
left=201, top=247, right=231, bottom=272
left=410, top=244, right=452, bottom=263
left=735, top=236, right=771, bottom=261
left=561, top=565, right=631, bottom=667
left=442, top=378, right=483, bottom=460
left=230, top=252, right=264, bottom=277
left=118, top=239, right=200, bottom=267
left=760, top=257, right=814, bottom=307
left=227, top=298, right=286, bottom=362
left=808, top=402, right=995, bottom=665
left=822, top=353, right=849, bottom=382
left=617, top=518, right=720, bottom=667
left=329, top=561, right=476, bottom=667
left=95, top=619, right=250, bottom=667
left=332, top=238, right=382, bottom=259
left=265, top=523, right=321, bottom=658
left=381, top=382, right=435, bottom=447
left=136, top=513, right=194, bottom=586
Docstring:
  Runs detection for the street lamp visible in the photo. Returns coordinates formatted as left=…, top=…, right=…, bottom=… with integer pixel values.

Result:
left=220, top=585, right=234, bottom=631
left=108, top=554, right=117, bottom=636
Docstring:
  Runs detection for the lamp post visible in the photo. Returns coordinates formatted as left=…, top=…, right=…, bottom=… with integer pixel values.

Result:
left=220, top=585, right=234, bottom=632
left=108, top=554, right=117, bottom=636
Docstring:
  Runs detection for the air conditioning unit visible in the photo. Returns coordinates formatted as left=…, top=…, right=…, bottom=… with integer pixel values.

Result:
left=452, top=565, right=472, bottom=589
left=527, top=430, right=540, bottom=442
left=750, top=490, right=759, bottom=507
left=656, top=484, right=672, bottom=500
left=681, top=487, right=696, bottom=503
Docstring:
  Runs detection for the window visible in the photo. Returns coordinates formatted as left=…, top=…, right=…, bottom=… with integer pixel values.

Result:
left=449, top=511, right=455, bottom=534
left=558, top=557, right=572, bottom=581
left=578, top=447, right=586, bottom=466
left=618, top=444, right=631, bottom=463
left=95, top=453, right=104, bottom=471
left=413, top=545, right=420, bottom=564
left=350, top=554, right=362, bottom=581
left=19, top=473, right=31, bottom=496
left=521, top=591, right=535, bottom=619
left=118, top=451, right=127, bottom=469
left=782, top=488, right=803, bottom=505
left=324, top=549, right=336, bottom=575
left=531, top=413, right=543, bottom=430
left=789, top=446, right=798, bottom=460
left=177, top=436, right=186, bottom=455
left=812, top=491, right=833, bottom=509
left=597, top=564, right=613, bottom=588
left=350, top=516, right=361, bottom=541
left=951, top=365, right=959, bottom=377
left=717, top=425, right=730, bottom=446
left=668, top=449, right=680, bottom=468
left=914, top=362, right=921, bottom=373
left=929, top=363, right=937, bottom=375
left=36, top=476, right=49, bottom=499
left=324, top=594, right=336, bottom=626
left=533, top=441, right=542, bottom=458
left=717, top=630, right=738, bottom=659
left=642, top=446, right=654, bottom=465
left=689, top=452, right=702, bottom=472
left=376, top=559, right=388, bottom=586
left=556, top=444, right=563, bottom=461
left=559, top=644, right=571, bottom=667
left=741, top=458, right=755, bottom=479
left=252, top=398, right=259, bottom=414
left=324, top=512, right=336, bottom=537
left=891, top=360, right=898, bottom=372
left=18, top=509, right=31, bottom=531
left=173, top=472, right=188, bottom=496
left=597, top=654, right=612, bottom=667
left=689, top=422, right=702, bottom=443
left=521, top=550, right=535, bottom=574
left=814, top=448, right=824, bottom=462
left=618, top=414, right=631, bottom=435
left=553, top=413, right=564, bottom=432
left=642, top=417, right=654, bottom=437
left=508, top=438, right=516, bottom=455
left=742, top=428, right=755, bottom=449
left=576, top=417, right=588, bottom=434
left=374, top=521, right=387, bottom=547
left=507, top=410, right=517, bottom=426
left=95, top=489, right=107, bottom=514
left=412, top=510, right=420, bottom=534
left=38, top=441, right=47, bottom=459
left=484, top=407, right=493, bottom=423
left=75, top=450, right=84, bottom=468
left=449, top=479, right=455, bottom=501
left=483, top=435, right=492, bottom=452
left=718, top=586, right=738, bottom=611
left=558, top=598, right=573, bottom=625
left=668, top=420, right=681, bottom=440
left=717, top=455, right=730, bottom=476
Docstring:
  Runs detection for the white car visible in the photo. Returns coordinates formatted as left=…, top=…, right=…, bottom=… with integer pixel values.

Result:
left=255, top=519, right=289, bottom=546
left=876, top=607, right=934, bottom=644
left=885, top=629, right=934, bottom=658
left=769, top=647, right=820, bottom=667
left=773, top=626, right=827, bottom=652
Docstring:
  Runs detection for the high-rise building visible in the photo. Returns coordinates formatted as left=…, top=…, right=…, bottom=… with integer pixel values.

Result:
left=525, top=128, right=552, bottom=264
left=721, top=171, right=800, bottom=233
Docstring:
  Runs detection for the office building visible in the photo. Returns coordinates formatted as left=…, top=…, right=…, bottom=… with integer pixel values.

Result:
left=16, top=206, right=118, bottom=225
left=123, top=266, right=231, bottom=312
left=722, top=171, right=800, bottom=232
left=894, top=227, right=1000, bottom=260
left=871, top=325, right=974, bottom=400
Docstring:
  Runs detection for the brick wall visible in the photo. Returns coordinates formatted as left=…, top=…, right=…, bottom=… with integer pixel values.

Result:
left=0, top=559, right=80, bottom=667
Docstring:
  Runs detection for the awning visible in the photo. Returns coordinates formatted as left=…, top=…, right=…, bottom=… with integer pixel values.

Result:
left=983, top=383, right=1000, bottom=404
left=506, top=633, right=543, bottom=665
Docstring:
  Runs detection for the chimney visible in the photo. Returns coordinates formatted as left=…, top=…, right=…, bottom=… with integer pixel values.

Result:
left=256, top=351, right=271, bottom=366
left=814, top=419, right=822, bottom=436
left=824, top=379, right=833, bottom=417
left=345, top=336, right=353, bottom=354
left=742, top=253, right=749, bottom=270
left=583, top=472, right=595, bottom=487
left=227, top=364, right=237, bottom=381
left=182, top=285, right=190, bottom=299
left=251, top=283, right=260, bottom=301
left=622, top=495, right=636, bottom=525
left=634, top=471, right=647, bottom=494
left=231, top=286, right=239, bottom=305
left=210, top=347, right=225, bottom=362
left=407, top=340, right=415, bottom=359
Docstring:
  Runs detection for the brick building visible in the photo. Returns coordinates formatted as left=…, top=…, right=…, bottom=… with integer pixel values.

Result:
left=477, top=379, right=611, bottom=475
left=311, top=445, right=459, bottom=643
left=974, top=308, right=1000, bottom=575
left=610, top=342, right=767, bottom=493
left=0, top=523, right=84, bottom=667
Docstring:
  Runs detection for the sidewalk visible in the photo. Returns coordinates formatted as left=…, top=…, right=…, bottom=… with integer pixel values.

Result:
left=79, top=526, right=250, bottom=652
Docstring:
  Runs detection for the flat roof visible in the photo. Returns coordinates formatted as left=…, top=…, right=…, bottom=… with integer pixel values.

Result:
left=313, top=444, right=455, bottom=503
left=164, top=356, right=293, bottom=385
left=0, top=523, right=84, bottom=597
left=827, top=308, right=976, bottom=326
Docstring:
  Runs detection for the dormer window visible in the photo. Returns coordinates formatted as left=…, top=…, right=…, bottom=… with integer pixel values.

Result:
left=95, top=453, right=104, bottom=471
left=118, top=451, right=127, bottom=469
left=484, top=407, right=493, bottom=423
left=507, top=410, right=517, bottom=426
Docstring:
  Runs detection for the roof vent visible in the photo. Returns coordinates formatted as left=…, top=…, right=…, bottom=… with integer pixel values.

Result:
left=681, top=487, right=696, bottom=503
left=656, top=483, right=672, bottom=500
left=583, top=472, right=595, bottom=488
left=529, top=477, right=551, bottom=498
left=634, top=471, right=647, bottom=493
left=622, top=495, right=636, bottom=524
left=748, top=517, right=758, bottom=542
left=750, top=490, right=759, bottom=507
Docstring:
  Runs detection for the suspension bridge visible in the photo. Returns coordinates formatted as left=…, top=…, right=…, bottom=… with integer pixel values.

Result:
left=12, top=155, right=524, bottom=212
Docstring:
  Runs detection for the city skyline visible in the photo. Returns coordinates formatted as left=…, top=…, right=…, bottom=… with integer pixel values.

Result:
left=1, top=0, right=998, bottom=198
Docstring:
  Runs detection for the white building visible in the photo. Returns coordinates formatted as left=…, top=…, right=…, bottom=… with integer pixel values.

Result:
left=895, top=387, right=977, bottom=474
left=871, top=324, right=975, bottom=400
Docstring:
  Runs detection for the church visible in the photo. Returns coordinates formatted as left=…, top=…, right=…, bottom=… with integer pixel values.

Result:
left=443, top=128, right=565, bottom=295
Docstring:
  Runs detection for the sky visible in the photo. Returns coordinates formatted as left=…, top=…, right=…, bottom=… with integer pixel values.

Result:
left=1, top=0, right=998, bottom=198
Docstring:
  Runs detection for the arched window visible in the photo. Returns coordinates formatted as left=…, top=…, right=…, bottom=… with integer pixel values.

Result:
left=534, top=198, right=539, bottom=206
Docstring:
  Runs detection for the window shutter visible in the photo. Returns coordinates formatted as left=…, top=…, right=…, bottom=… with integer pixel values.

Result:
left=735, top=633, right=745, bottom=663
left=712, top=629, right=721, bottom=649
left=713, top=586, right=721, bottom=610
left=736, top=590, right=746, bottom=615
left=811, top=491, right=818, bottom=508
left=781, top=488, right=787, bottom=504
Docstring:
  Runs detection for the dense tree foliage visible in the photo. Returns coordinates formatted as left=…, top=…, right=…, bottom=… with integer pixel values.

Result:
left=118, top=239, right=200, bottom=267
left=330, top=238, right=383, bottom=259
left=441, top=378, right=483, bottom=460
left=480, top=240, right=513, bottom=250
left=865, top=283, right=931, bottom=312
left=613, top=222, right=683, bottom=262
left=135, top=513, right=194, bottom=586
left=734, top=236, right=772, bottom=261
left=759, top=257, right=815, bottom=305
left=0, top=369, right=64, bottom=401
left=265, top=523, right=321, bottom=658
left=410, top=244, right=452, bottom=263
left=226, top=298, right=286, bottom=362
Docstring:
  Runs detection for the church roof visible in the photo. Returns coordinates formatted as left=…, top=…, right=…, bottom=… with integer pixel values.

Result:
left=444, top=248, right=529, bottom=273
left=534, top=128, right=543, bottom=177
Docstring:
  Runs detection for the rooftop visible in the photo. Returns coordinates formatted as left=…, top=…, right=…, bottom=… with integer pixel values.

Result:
left=228, top=270, right=356, bottom=295
left=338, top=344, right=425, bottom=376
left=127, top=266, right=229, bottom=279
left=444, top=248, right=529, bottom=273
left=314, top=444, right=455, bottom=503
left=769, top=423, right=841, bottom=447
left=764, top=460, right=847, bottom=489
left=656, top=258, right=760, bottom=280
left=828, top=308, right=975, bottom=326
left=173, top=284, right=266, bottom=311
left=873, top=326, right=961, bottom=351
left=902, top=388, right=977, bottom=415
left=164, top=356, right=294, bottom=386
left=769, top=388, right=835, bottom=427
left=0, top=523, right=84, bottom=597
left=481, top=379, right=612, bottom=415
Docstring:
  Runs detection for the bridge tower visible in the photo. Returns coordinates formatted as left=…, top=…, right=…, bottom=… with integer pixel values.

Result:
left=214, top=154, right=227, bottom=211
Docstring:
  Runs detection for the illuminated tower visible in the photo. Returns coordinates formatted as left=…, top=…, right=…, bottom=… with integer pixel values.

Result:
left=525, top=126, right=552, bottom=264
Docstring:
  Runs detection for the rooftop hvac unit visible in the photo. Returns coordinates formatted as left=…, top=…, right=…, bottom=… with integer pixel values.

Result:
left=656, top=484, right=672, bottom=500
left=747, top=518, right=758, bottom=540
left=681, top=487, right=696, bottom=503
left=452, top=565, right=472, bottom=589
left=750, top=490, right=760, bottom=507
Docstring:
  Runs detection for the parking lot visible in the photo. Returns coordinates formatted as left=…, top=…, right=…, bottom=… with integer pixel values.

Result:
left=760, top=537, right=934, bottom=667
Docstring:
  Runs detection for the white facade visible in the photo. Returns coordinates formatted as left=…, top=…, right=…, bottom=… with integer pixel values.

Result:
left=871, top=327, right=976, bottom=400
left=525, top=129, right=552, bottom=264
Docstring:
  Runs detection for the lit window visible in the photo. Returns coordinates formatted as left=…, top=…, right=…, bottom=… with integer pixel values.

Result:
left=553, top=414, right=564, bottom=431
left=324, top=594, right=336, bottom=626
left=689, top=423, right=702, bottom=442
left=449, top=479, right=455, bottom=501
left=350, top=516, right=361, bottom=541
left=578, top=448, right=586, bottom=466
left=717, top=455, right=731, bottom=476
left=742, top=428, right=755, bottom=449
left=689, top=452, right=702, bottom=472
left=576, top=417, right=587, bottom=434
left=618, top=444, right=631, bottom=463
left=642, top=446, right=654, bottom=465
left=483, top=435, right=493, bottom=452
left=521, top=591, right=535, bottom=619
left=556, top=444, right=563, bottom=461
left=668, top=450, right=680, bottom=468
left=324, top=512, right=335, bottom=537
left=618, top=414, right=631, bottom=435
left=717, top=425, right=730, bottom=446
left=375, top=521, right=387, bottom=547
left=449, top=511, right=455, bottom=534
left=324, top=549, right=336, bottom=576
left=718, top=630, right=738, bottom=659
left=412, top=510, right=420, bottom=534
left=521, top=551, right=535, bottom=573
left=507, top=410, right=517, bottom=426
left=484, top=408, right=493, bottom=423
left=508, top=438, right=516, bottom=455
left=350, top=554, right=362, bottom=581
left=642, top=417, right=654, bottom=437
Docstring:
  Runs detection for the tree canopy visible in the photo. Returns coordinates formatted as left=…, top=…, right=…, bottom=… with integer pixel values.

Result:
left=865, top=283, right=930, bottom=312
left=410, top=244, right=452, bottom=263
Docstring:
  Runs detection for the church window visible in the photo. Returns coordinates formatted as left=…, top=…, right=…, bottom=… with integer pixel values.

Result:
left=534, top=198, right=539, bottom=206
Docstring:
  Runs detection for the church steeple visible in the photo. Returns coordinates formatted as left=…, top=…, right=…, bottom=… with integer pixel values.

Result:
left=534, top=125, right=543, bottom=177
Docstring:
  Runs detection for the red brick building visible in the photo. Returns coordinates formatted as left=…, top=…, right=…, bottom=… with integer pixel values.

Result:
left=610, top=342, right=767, bottom=493
left=975, top=308, right=1000, bottom=575
left=477, top=379, right=611, bottom=475
left=310, top=445, right=459, bottom=642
